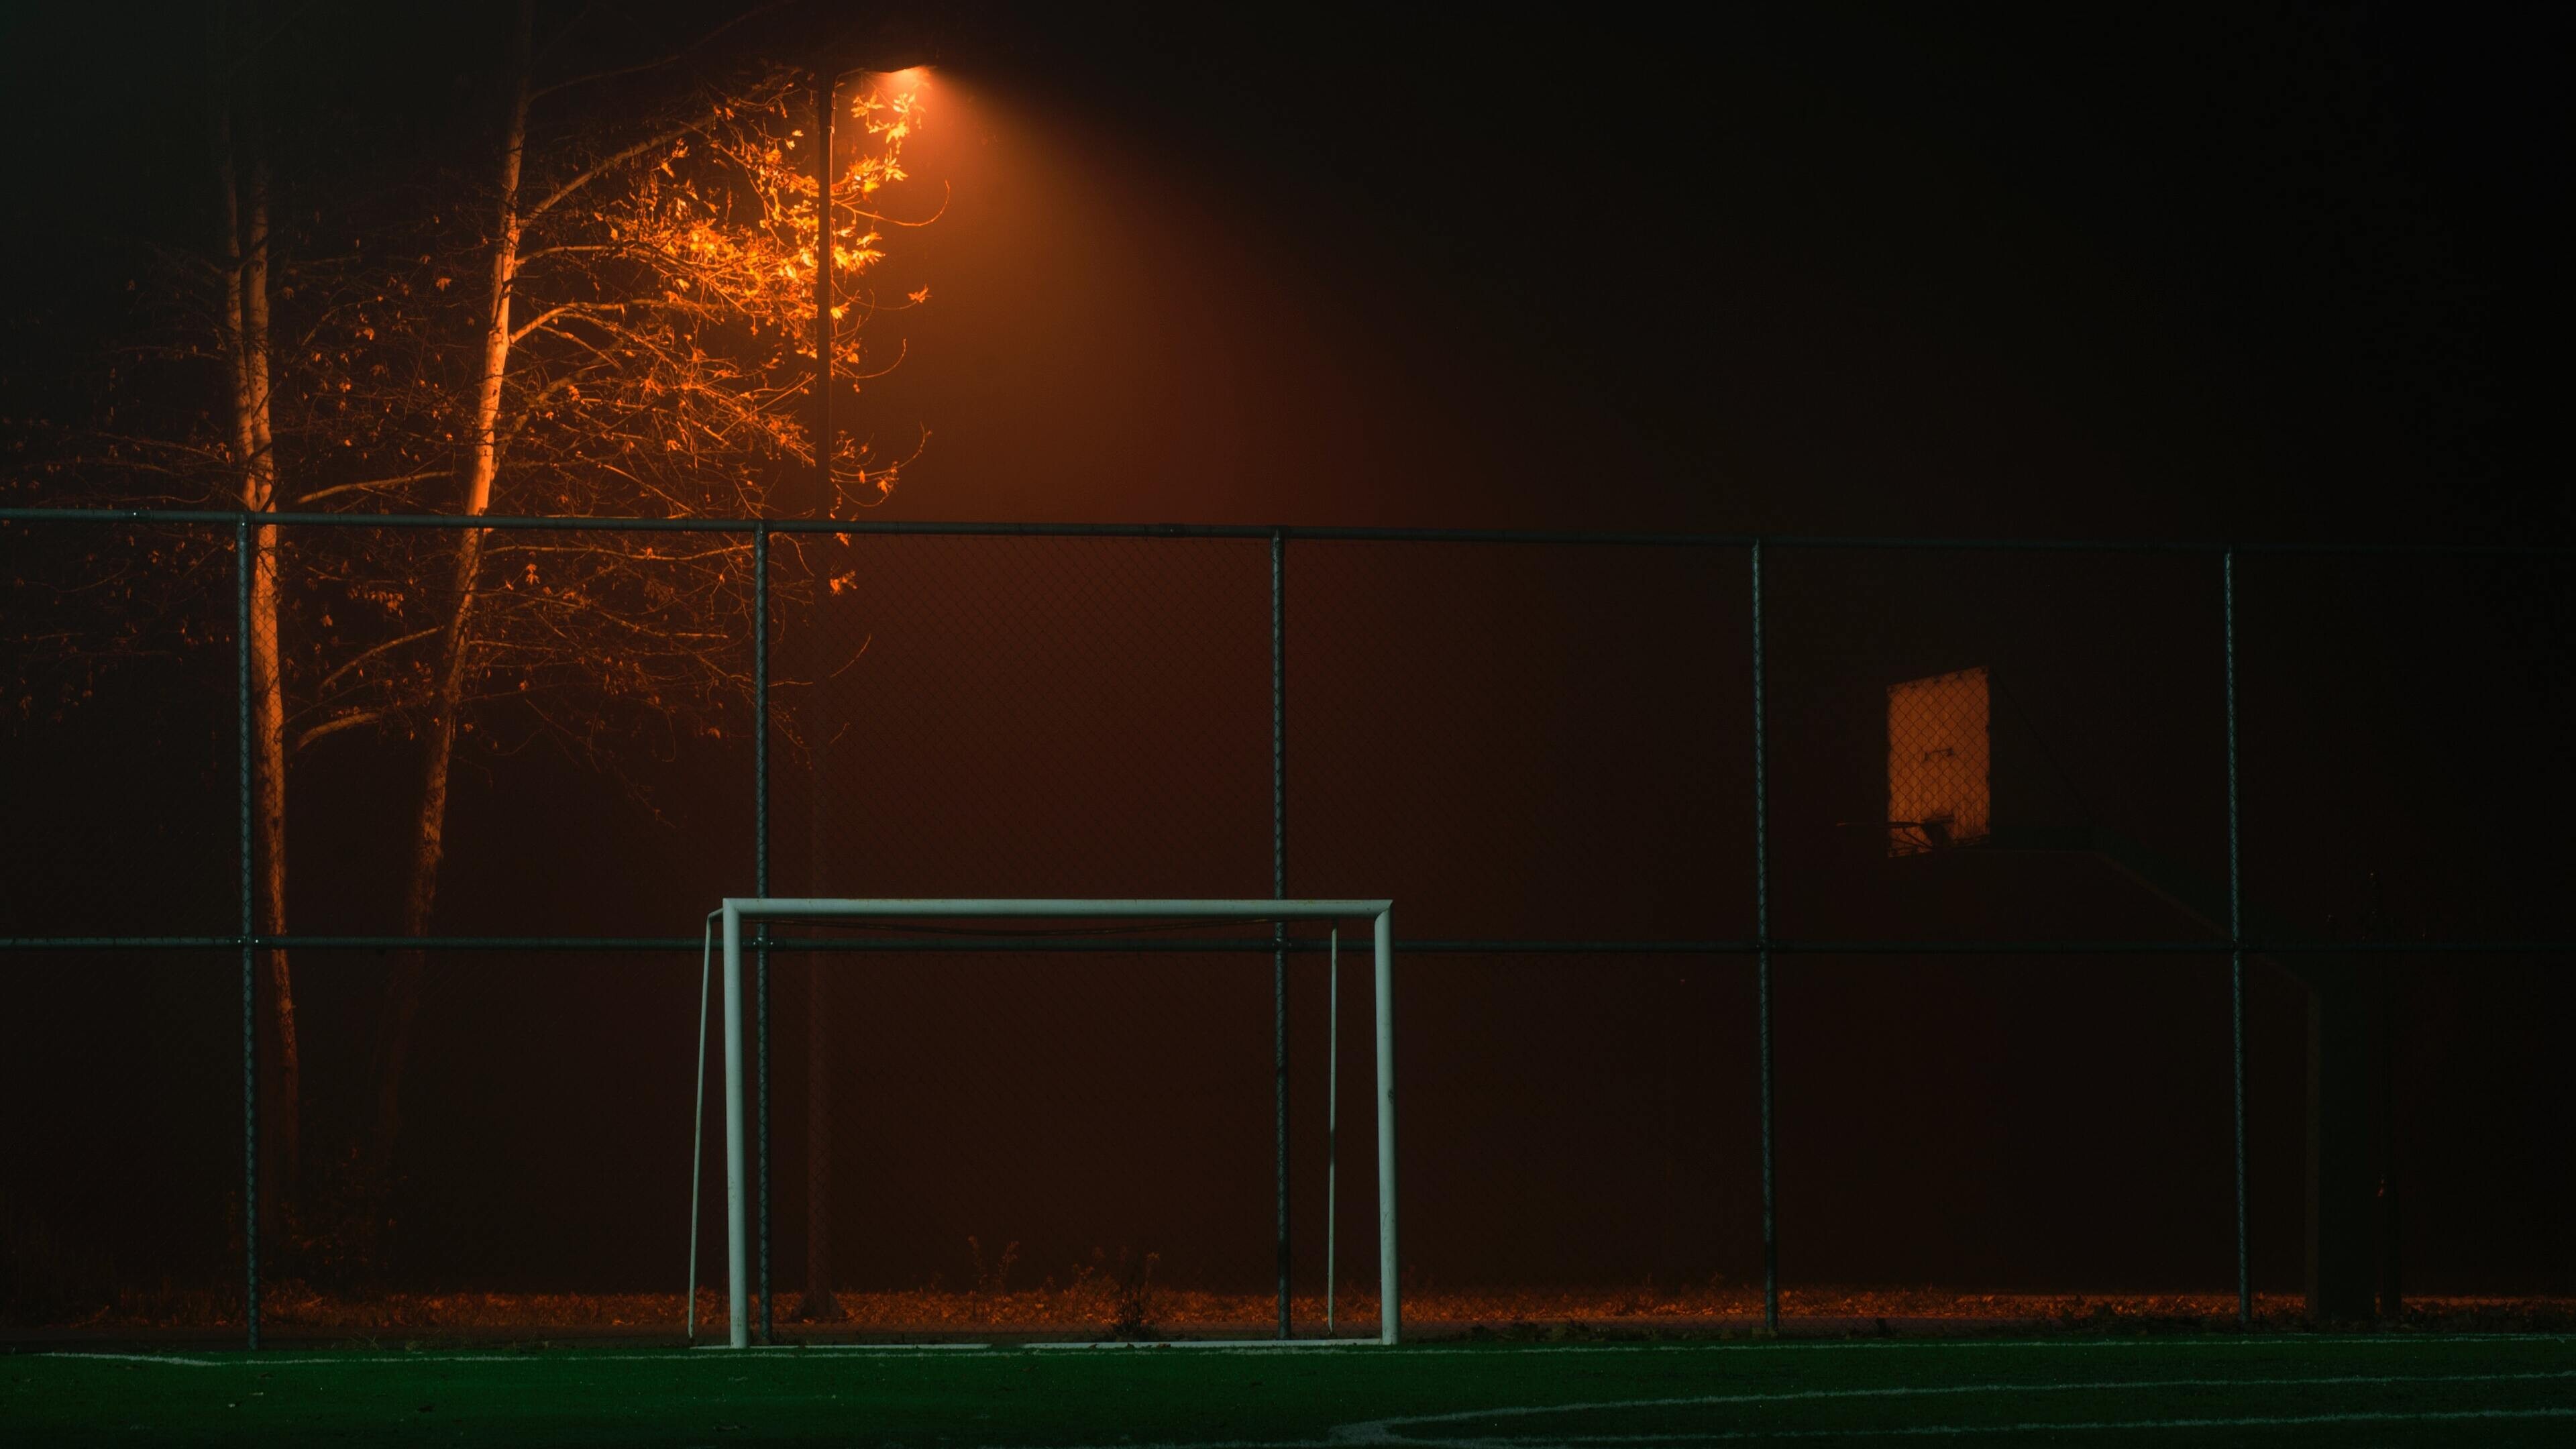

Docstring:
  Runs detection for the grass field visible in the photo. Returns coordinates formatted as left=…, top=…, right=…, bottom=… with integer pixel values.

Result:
left=9, top=1334, right=2575, bottom=1446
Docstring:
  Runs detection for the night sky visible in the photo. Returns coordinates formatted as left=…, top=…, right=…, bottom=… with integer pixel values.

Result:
left=1, top=3, right=2570, bottom=1324
left=9, top=4, right=2571, bottom=537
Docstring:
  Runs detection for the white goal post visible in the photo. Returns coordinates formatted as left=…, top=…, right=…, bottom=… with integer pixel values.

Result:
left=713, top=898, right=1400, bottom=1349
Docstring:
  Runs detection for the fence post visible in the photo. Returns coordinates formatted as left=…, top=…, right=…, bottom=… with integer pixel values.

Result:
left=753, top=523, right=771, bottom=1344
left=1272, top=527, right=1290, bottom=1339
left=2225, top=549, right=2249, bottom=1328
left=237, top=515, right=260, bottom=1351
left=1373, top=906, right=1399, bottom=1345
left=1750, top=541, right=1777, bottom=1333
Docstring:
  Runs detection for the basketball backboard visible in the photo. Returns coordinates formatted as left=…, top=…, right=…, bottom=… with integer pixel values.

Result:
left=1888, top=666, right=1992, bottom=855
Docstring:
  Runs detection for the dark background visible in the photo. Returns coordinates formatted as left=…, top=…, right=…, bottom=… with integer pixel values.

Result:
left=7, top=3, right=2572, bottom=538
left=2, top=2, right=2570, bottom=1323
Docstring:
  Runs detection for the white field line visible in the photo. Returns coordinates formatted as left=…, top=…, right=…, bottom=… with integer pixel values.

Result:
left=1430, top=1406, right=2576, bottom=1444
left=1332, top=1368, right=2576, bottom=1443
left=32, top=1331, right=2576, bottom=1369
left=1032, top=1340, right=1373, bottom=1351
left=32, top=1350, right=2576, bottom=1449
left=1012, top=1405, right=2576, bottom=1449
left=26, top=1352, right=224, bottom=1366
left=43, top=1345, right=1006, bottom=1366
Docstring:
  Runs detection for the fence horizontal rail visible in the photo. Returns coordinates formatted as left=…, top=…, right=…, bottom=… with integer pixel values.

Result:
left=3, top=933, right=2567, bottom=955
left=7, top=506, right=2576, bottom=555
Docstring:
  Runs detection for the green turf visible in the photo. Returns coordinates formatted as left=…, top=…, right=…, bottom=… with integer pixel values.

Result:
left=8, top=1335, right=2575, bottom=1446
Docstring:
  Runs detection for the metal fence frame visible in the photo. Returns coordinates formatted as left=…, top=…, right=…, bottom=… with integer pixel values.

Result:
left=5, top=504, right=2573, bottom=1348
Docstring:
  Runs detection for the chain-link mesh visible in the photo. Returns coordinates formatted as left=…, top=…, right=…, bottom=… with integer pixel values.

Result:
left=2231, top=551, right=2576, bottom=1306
left=769, top=938, right=1277, bottom=1334
left=759, top=936, right=1772, bottom=1338
left=232, top=948, right=700, bottom=1342
left=776, top=533, right=1271, bottom=902
left=2237, top=552, right=2576, bottom=941
left=1761, top=547, right=2228, bottom=946
left=2389, top=957, right=2576, bottom=1297
left=271, top=523, right=759, bottom=941
left=4, top=517, right=2572, bottom=1342
left=1287, top=541, right=1750, bottom=939
left=1773, top=952, right=2254, bottom=1318
left=0, top=520, right=239, bottom=938
left=1390, top=950, right=1764, bottom=1326
left=0, top=951, right=240, bottom=1334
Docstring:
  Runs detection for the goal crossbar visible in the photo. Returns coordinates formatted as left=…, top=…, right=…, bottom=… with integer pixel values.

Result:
left=714, top=898, right=1399, bottom=1348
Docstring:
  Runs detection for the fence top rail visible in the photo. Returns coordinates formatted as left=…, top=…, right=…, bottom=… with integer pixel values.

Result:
left=5, top=506, right=2573, bottom=557
left=6, top=932, right=2568, bottom=955
left=725, top=897, right=1393, bottom=920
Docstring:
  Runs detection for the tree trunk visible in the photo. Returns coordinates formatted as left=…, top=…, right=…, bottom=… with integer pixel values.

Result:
left=371, top=0, right=534, bottom=1197
left=213, top=7, right=301, bottom=1224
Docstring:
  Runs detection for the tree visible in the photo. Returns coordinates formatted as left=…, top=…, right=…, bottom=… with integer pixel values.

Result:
left=329, top=1, right=934, bottom=1209
left=7, top=0, right=936, bottom=1275
left=211, top=0, right=302, bottom=1209
left=3, top=0, right=343, bottom=1226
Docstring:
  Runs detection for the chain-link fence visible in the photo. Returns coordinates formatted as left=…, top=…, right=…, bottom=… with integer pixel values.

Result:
left=3, top=511, right=2572, bottom=1345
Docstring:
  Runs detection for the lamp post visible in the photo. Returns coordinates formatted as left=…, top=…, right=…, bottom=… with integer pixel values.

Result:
left=796, top=46, right=930, bottom=1330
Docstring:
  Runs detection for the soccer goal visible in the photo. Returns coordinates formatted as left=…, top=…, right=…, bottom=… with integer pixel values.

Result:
left=700, top=898, right=1400, bottom=1349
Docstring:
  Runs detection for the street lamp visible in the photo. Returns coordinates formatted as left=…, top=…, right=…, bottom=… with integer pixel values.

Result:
left=814, top=56, right=931, bottom=506
left=796, top=42, right=932, bottom=1336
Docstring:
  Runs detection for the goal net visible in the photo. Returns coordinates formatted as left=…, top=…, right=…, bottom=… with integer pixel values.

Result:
left=698, top=898, right=1399, bottom=1348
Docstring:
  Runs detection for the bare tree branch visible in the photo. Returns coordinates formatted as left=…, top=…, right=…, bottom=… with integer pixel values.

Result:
left=292, top=470, right=453, bottom=505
